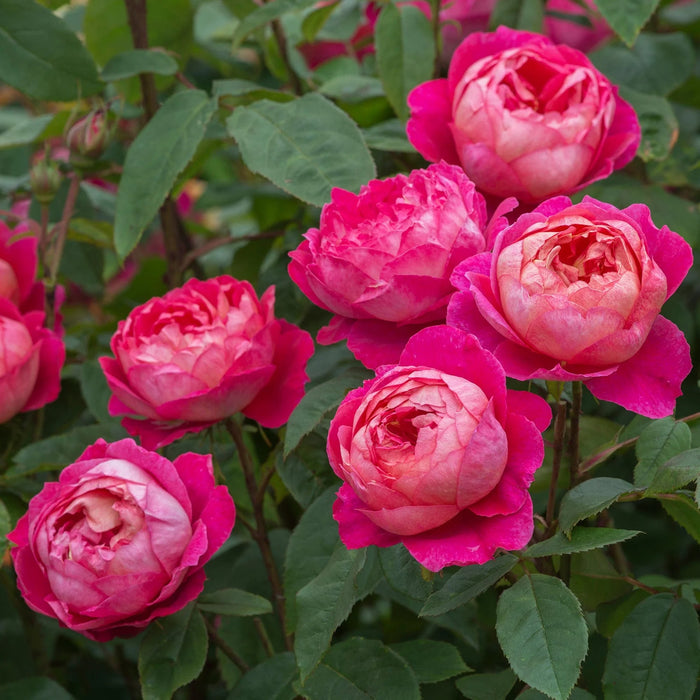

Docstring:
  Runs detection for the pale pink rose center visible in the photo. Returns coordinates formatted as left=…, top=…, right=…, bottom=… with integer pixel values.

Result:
left=0, top=316, right=33, bottom=373
left=121, top=287, right=268, bottom=387
left=45, top=460, right=193, bottom=582
left=0, top=259, right=20, bottom=303
left=347, top=369, right=500, bottom=508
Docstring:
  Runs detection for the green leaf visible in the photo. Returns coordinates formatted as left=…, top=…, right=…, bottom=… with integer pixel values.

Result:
left=362, top=119, right=414, bottom=152
left=78, top=359, right=114, bottom=424
left=379, top=545, right=433, bottom=602
left=84, top=0, right=192, bottom=70
left=231, top=652, right=297, bottom=700
left=558, top=478, right=637, bottom=534
left=389, top=640, right=470, bottom=683
left=526, top=528, right=642, bottom=558
left=301, top=1, right=339, bottom=42
left=634, top=417, right=692, bottom=487
left=284, top=368, right=369, bottom=457
left=645, top=449, right=700, bottom=495
left=595, top=0, right=660, bottom=46
left=489, top=0, right=545, bottom=32
left=420, top=554, right=518, bottom=617
left=138, top=604, right=208, bottom=700
left=226, top=94, right=376, bottom=207
left=375, top=4, right=435, bottom=122
left=300, top=638, right=420, bottom=700
left=197, top=588, right=272, bottom=616
left=318, top=75, right=385, bottom=103
left=590, top=33, right=694, bottom=97
left=0, top=0, right=101, bottom=100
left=101, top=49, right=179, bottom=82
left=0, top=677, right=76, bottom=700
left=276, top=433, right=336, bottom=508
left=231, top=0, right=318, bottom=50
left=455, top=669, right=517, bottom=700
left=517, top=690, right=595, bottom=700
left=213, top=79, right=295, bottom=106
left=660, top=493, right=700, bottom=545
left=619, top=86, right=678, bottom=162
left=596, top=589, right=650, bottom=639
left=496, top=575, right=588, bottom=700
left=294, top=546, right=368, bottom=680
left=602, top=594, right=700, bottom=698
left=114, top=90, right=216, bottom=259
left=0, top=114, right=53, bottom=150
left=283, top=489, right=339, bottom=633
left=7, top=423, right=127, bottom=477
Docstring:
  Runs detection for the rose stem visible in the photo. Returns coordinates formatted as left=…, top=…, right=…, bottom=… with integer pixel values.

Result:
left=203, top=615, right=250, bottom=672
left=45, top=172, right=82, bottom=327
left=546, top=399, right=568, bottom=529
left=124, top=0, right=194, bottom=288
left=270, top=21, right=303, bottom=96
left=253, top=616, right=275, bottom=657
left=567, top=381, right=582, bottom=488
left=225, top=418, right=294, bottom=652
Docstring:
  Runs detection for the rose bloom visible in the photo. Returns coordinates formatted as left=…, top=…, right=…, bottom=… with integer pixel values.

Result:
left=545, top=0, right=612, bottom=53
left=0, top=298, right=64, bottom=423
left=288, top=162, right=490, bottom=368
left=448, top=196, right=693, bottom=418
left=328, top=325, right=551, bottom=571
left=407, top=27, right=640, bottom=203
left=100, top=275, right=314, bottom=449
left=8, top=438, right=235, bottom=641
left=0, top=219, right=44, bottom=312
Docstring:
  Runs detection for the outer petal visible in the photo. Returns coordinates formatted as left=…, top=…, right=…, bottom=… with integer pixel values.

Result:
left=406, top=80, right=459, bottom=164
left=585, top=316, right=691, bottom=418
left=403, top=498, right=534, bottom=571
left=333, top=484, right=401, bottom=549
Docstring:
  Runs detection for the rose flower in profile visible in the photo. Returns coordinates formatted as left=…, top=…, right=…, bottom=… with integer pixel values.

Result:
left=100, top=275, right=314, bottom=449
left=328, top=325, right=551, bottom=572
left=8, top=438, right=235, bottom=641
left=407, top=26, right=639, bottom=203
left=448, top=196, right=693, bottom=417
left=288, top=162, right=490, bottom=368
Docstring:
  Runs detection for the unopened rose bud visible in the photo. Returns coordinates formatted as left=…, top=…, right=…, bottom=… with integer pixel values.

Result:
left=29, top=158, right=62, bottom=205
left=66, top=110, right=111, bottom=166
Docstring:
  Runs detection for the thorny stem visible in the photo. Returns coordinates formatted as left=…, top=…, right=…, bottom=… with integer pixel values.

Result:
left=546, top=400, right=567, bottom=528
left=123, top=0, right=193, bottom=288
left=225, top=419, right=293, bottom=652
left=203, top=616, right=250, bottom=672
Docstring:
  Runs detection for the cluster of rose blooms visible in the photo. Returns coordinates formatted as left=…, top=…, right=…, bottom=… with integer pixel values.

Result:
left=4, top=21, right=694, bottom=641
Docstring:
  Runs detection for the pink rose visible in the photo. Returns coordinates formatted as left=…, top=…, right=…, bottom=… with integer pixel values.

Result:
left=0, top=220, right=44, bottom=312
left=100, top=275, right=314, bottom=449
left=8, top=438, right=235, bottom=641
left=328, top=325, right=551, bottom=571
left=407, top=27, right=640, bottom=203
left=448, top=196, right=693, bottom=418
left=0, top=298, right=64, bottom=424
left=288, top=162, right=489, bottom=368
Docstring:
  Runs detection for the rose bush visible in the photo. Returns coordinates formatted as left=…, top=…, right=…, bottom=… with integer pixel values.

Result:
left=448, top=195, right=693, bottom=417
left=407, top=26, right=640, bottom=203
left=327, top=325, right=551, bottom=571
left=8, top=438, right=235, bottom=641
left=288, top=162, right=490, bottom=368
left=100, top=275, right=314, bottom=449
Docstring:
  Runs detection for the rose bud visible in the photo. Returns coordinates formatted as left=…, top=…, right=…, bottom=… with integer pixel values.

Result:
left=66, top=109, right=111, bottom=165
left=328, top=325, right=551, bottom=571
left=407, top=26, right=640, bottom=203
left=448, top=195, right=693, bottom=418
left=8, top=438, right=235, bottom=641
